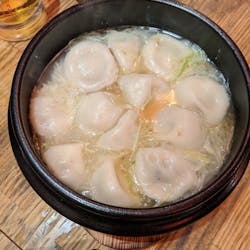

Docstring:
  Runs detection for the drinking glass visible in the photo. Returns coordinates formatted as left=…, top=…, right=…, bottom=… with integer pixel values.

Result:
left=0, top=0, right=47, bottom=41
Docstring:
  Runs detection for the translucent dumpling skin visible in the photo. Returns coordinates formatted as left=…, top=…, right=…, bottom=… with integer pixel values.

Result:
left=118, top=74, right=170, bottom=109
left=30, top=27, right=234, bottom=209
left=154, top=106, right=207, bottom=150
left=30, top=89, right=74, bottom=138
left=64, top=41, right=118, bottom=93
left=97, top=110, right=139, bottom=151
left=135, top=148, right=198, bottom=202
left=151, top=75, right=170, bottom=96
left=108, top=31, right=141, bottom=73
left=118, top=74, right=152, bottom=109
left=90, top=156, right=136, bottom=207
left=77, top=92, right=123, bottom=135
left=175, top=75, right=230, bottom=125
left=142, top=34, right=192, bottom=81
left=43, top=143, right=85, bottom=190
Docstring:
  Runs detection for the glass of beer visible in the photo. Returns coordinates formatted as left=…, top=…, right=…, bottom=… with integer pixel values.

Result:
left=0, top=0, right=47, bottom=41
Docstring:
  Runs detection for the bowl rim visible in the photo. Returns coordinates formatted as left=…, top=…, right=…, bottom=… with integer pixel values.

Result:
left=10, top=0, right=250, bottom=219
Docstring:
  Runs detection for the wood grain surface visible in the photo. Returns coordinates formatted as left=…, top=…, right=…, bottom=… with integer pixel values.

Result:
left=0, top=0, right=249, bottom=249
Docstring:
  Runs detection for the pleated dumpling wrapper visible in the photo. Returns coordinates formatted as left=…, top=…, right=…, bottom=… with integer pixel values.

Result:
left=43, top=143, right=86, bottom=191
left=118, top=73, right=170, bottom=109
left=90, top=156, right=137, bottom=207
left=175, top=75, right=230, bottom=125
left=77, top=92, right=123, bottom=135
left=64, top=41, right=118, bottom=93
left=142, top=34, right=193, bottom=81
left=30, top=85, right=75, bottom=138
left=97, top=110, right=139, bottom=151
left=108, top=31, right=141, bottom=73
left=154, top=106, right=207, bottom=150
left=135, top=147, right=198, bottom=202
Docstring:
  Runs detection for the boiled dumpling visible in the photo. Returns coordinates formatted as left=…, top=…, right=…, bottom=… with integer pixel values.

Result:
left=118, top=74, right=152, bottom=108
left=135, top=147, right=198, bottom=202
left=142, top=34, right=192, bottom=81
left=151, top=75, right=171, bottom=96
left=64, top=41, right=118, bottom=93
left=118, top=73, right=170, bottom=109
left=90, top=156, right=136, bottom=207
left=175, top=75, right=230, bottom=125
left=77, top=92, right=123, bottom=135
left=98, top=110, right=139, bottom=151
left=108, top=31, right=141, bottom=73
left=43, top=143, right=85, bottom=190
left=154, top=106, right=206, bottom=150
left=30, top=87, right=74, bottom=138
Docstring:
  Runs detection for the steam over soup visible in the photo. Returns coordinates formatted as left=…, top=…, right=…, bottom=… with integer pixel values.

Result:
left=29, top=27, right=234, bottom=208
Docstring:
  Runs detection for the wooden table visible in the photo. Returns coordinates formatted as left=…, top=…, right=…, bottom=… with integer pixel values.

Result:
left=0, top=0, right=249, bottom=249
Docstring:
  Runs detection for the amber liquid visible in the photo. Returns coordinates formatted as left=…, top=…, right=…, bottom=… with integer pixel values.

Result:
left=0, top=0, right=46, bottom=41
left=0, top=0, right=40, bottom=26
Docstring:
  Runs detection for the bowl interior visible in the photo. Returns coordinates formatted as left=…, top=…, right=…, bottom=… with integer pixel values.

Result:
left=11, top=0, right=250, bottom=235
left=19, top=0, right=249, bottom=176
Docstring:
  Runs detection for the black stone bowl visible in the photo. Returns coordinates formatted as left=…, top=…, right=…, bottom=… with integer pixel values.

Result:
left=8, top=0, right=250, bottom=236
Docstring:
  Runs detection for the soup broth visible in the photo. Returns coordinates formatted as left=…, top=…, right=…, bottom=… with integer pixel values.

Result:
left=29, top=27, right=235, bottom=208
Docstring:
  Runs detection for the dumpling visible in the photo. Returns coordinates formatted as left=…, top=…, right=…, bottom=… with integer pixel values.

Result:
left=98, top=110, right=139, bottom=151
left=77, top=92, right=123, bottom=135
left=175, top=75, right=230, bottom=125
left=154, top=106, right=206, bottom=150
left=90, top=156, right=136, bottom=207
left=30, top=87, right=74, bottom=138
left=64, top=41, right=118, bottom=93
left=118, top=74, right=152, bottom=108
left=118, top=73, right=170, bottom=109
left=43, top=143, right=85, bottom=190
left=142, top=34, right=192, bottom=81
left=135, top=148, right=198, bottom=202
left=151, top=75, right=171, bottom=96
left=107, top=31, right=141, bottom=73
